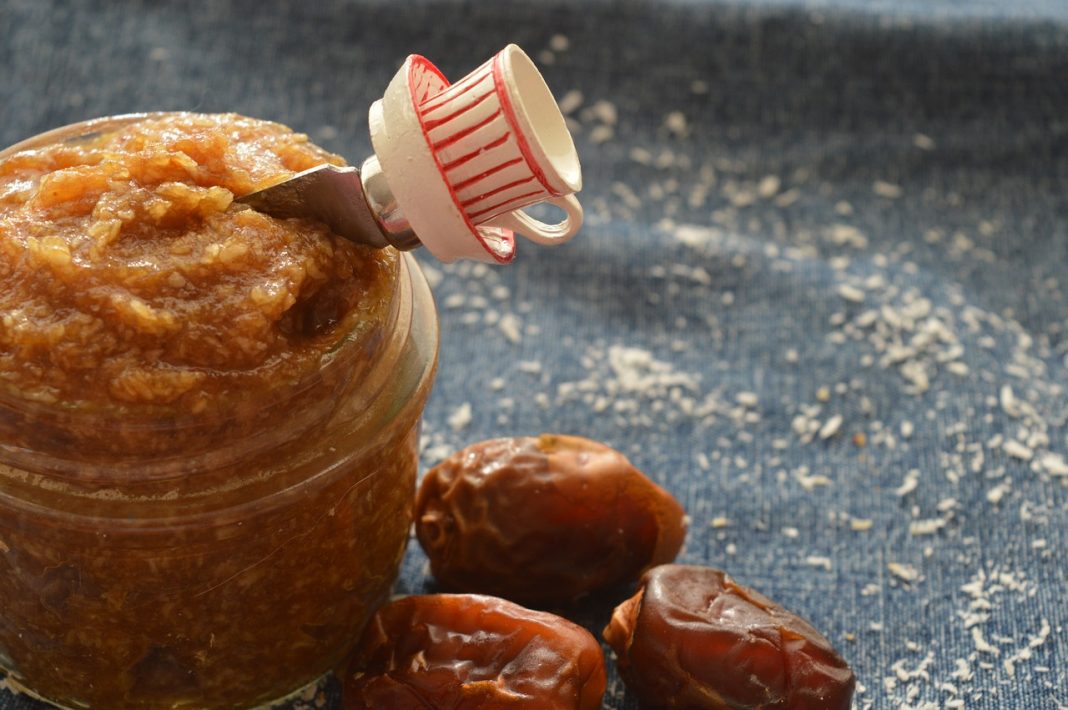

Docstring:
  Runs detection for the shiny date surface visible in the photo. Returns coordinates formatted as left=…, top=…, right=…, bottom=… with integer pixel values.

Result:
left=341, top=593, right=606, bottom=709
left=604, top=564, right=856, bottom=709
left=415, top=434, right=687, bottom=605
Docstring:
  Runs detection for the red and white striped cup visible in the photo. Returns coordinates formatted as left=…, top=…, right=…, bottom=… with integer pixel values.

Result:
left=418, top=44, right=582, bottom=243
left=369, top=45, right=582, bottom=262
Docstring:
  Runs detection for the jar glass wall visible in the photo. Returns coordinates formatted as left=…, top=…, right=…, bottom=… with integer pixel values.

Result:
left=0, top=116, right=439, bottom=709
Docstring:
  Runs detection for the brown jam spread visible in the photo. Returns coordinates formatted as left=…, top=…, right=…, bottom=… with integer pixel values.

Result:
left=0, top=113, right=395, bottom=414
left=0, top=114, right=436, bottom=709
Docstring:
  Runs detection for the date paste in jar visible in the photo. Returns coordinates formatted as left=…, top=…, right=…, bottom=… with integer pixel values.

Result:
left=0, top=113, right=437, bottom=709
left=0, top=112, right=395, bottom=415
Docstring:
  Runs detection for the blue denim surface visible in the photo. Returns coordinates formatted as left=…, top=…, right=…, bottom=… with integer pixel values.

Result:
left=1, top=1, right=1065, bottom=708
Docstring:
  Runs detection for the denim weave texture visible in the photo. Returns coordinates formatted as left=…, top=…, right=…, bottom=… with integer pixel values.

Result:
left=1, top=1, right=1065, bottom=707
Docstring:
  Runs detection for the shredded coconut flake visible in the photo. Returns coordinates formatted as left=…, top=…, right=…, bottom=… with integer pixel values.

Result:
left=888, top=562, right=920, bottom=583
left=805, top=555, right=833, bottom=571
left=447, top=402, right=472, bottom=432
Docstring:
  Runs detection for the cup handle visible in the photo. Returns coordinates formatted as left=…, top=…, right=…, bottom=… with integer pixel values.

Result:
left=484, top=194, right=583, bottom=245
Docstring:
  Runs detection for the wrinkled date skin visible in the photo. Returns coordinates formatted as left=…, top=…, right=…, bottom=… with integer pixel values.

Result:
left=415, top=434, right=687, bottom=605
left=341, top=594, right=607, bottom=709
left=604, top=565, right=855, bottom=709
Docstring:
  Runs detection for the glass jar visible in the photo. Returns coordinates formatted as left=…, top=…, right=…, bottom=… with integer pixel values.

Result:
left=0, top=116, right=440, bottom=709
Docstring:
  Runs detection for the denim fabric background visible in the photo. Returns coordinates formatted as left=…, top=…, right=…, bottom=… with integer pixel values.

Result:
left=1, top=1, right=1066, bottom=708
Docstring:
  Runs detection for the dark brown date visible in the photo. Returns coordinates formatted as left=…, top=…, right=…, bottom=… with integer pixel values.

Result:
left=415, top=434, right=687, bottom=605
left=341, top=593, right=607, bottom=709
left=603, top=565, right=855, bottom=709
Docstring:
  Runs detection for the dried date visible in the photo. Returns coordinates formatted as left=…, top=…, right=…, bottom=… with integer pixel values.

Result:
left=341, top=593, right=606, bottom=709
left=415, top=434, right=687, bottom=605
left=603, top=565, right=855, bottom=709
